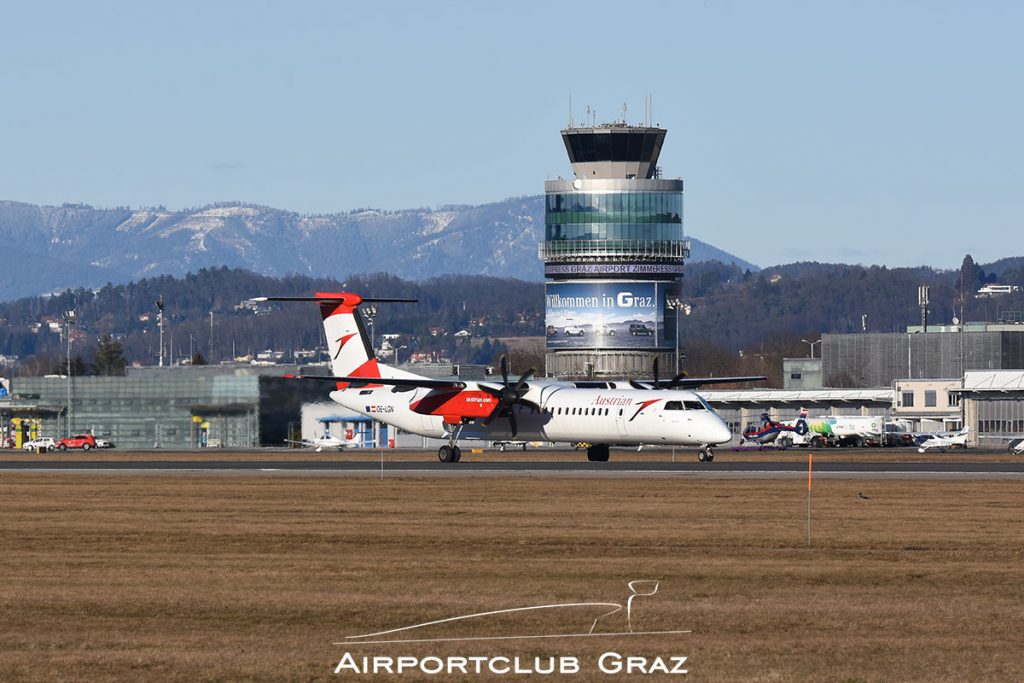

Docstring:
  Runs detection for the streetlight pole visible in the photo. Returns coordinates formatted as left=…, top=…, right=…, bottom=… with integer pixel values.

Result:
left=801, top=338, right=822, bottom=359
left=392, top=345, right=407, bottom=366
left=156, top=296, right=165, bottom=367
left=364, top=305, right=378, bottom=356
left=665, top=297, right=690, bottom=375
left=62, top=310, right=75, bottom=437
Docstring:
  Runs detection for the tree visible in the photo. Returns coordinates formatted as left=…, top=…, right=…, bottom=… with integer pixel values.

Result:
left=959, top=255, right=986, bottom=296
left=93, top=335, right=127, bottom=376
left=50, top=354, right=89, bottom=377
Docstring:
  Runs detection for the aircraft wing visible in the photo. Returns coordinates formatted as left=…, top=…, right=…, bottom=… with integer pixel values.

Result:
left=284, top=374, right=467, bottom=391
left=671, top=375, right=768, bottom=389
left=631, top=375, right=768, bottom=389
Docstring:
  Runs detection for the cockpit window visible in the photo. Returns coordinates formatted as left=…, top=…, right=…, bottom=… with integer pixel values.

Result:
left=684, top=400, right=706, bottom=410
left=664, top=401, right=684, bottom=410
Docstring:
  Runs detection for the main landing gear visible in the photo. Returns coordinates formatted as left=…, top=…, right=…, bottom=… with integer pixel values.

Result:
left=438, top=444, right=461, bottom=463
left=697, top=446, right=715, bottom=463
left=438, top=423, right=464, bottom=463
left=587, top=444, right=610, bottom=462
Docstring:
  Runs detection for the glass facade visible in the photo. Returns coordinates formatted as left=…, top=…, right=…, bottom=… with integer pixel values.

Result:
left=8, top=369, right=323, bottom=449
left=565, top=131, right=662, bottom=163
left=545, top=192, right=683, bottom=243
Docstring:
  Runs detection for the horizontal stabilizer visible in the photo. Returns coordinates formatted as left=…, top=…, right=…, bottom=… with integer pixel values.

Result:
left=284, top=374, right=466, bottom=391
left=250, top=296, right=417, bottom=303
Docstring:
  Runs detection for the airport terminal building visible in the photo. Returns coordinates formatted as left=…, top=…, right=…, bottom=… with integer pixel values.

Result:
left=3, top=365, right=326, bottom=449
left=541, top=121, right=689, bottom=378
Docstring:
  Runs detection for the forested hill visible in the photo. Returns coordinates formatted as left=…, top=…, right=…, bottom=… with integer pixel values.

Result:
left=2, top=256, right=1023, bottom=378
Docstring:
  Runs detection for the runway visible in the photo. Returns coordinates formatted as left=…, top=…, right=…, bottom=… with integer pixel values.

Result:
left=3, top=458, right=1023, bottom=478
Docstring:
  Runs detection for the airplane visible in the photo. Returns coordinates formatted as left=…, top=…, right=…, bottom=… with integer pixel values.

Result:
left=740, top=410, right=809, bottom=447
left=250, top=292, right=766, bottom=463
left=916, top=426, right=971, bottom=453
left=285, top=420, right=354, bottom=452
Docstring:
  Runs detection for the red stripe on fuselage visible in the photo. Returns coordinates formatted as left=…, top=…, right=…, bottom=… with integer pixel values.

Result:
left=410, top=390, right=498, bottom=419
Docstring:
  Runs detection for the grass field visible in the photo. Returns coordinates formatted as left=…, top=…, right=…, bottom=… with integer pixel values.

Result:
left=3, top=444, right=1022, bottom=463
left=1, top=473, right=1022, bottom=681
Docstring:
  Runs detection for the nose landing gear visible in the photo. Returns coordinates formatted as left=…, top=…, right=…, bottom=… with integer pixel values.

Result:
left=697, top=446, right=715, bottom=462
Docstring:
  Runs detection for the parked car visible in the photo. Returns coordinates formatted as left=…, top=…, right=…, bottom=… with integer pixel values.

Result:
left=23, top=437, right=56, bottom=452
left=57, top=433, right=97, bottom=451
left=94, top=438, right=115, bottom=449
left=629, top=323, right=654, bottom=336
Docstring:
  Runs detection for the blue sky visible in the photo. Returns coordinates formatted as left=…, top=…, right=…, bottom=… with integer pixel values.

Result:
left=2, top=1, right=1021, bottom=268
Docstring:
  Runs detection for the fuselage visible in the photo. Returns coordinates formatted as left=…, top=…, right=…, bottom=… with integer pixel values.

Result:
left=330, top=383, right=733, bottom=447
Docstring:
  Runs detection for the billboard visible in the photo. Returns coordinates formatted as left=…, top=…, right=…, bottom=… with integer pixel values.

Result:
left=545, top=281, right=666, bottom=349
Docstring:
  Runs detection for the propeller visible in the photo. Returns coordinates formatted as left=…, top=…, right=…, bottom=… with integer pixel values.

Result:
left=480, top=355, right=535, bottom=438
left=629, top=357, right=688, bottom=390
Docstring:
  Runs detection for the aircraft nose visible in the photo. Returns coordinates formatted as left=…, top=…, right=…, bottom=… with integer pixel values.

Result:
left=711, top=420, right=732, bottom=445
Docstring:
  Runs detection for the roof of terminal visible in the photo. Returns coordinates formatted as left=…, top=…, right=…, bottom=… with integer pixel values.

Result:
left=700, top=389, right=894, bottom=404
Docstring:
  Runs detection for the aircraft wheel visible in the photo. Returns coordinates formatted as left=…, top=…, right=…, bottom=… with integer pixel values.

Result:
left=438, top=445, right=456, bottom=463
left=452, top=446, right=462, bottom=462
left=697, top=450, right=707, bottom=462
left=586, top=444, right=609, bottom=462
left=810, top=436, right=824, bottom=448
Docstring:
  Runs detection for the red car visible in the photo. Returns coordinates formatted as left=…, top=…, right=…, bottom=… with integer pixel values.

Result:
left=57, top=434, right=97, bottom=451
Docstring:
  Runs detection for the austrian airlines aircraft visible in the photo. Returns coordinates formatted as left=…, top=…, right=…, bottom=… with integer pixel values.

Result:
left=254, top=293, right=763, bottom=463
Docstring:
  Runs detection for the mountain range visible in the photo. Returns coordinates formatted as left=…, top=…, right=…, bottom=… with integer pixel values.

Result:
left=0, top=198, right=756, bottom=301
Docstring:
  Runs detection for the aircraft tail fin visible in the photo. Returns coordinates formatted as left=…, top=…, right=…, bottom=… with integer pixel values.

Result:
left=250, top=293, right=416, bottom=387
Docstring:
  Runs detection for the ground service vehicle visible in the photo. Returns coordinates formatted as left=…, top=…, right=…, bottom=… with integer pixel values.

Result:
left=57, top=434, right=97, bottom=451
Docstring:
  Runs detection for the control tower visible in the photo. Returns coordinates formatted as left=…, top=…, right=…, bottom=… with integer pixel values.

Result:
left=541, top=121, right=689, bottom=378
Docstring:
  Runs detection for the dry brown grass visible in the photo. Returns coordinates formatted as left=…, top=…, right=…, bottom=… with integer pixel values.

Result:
left=3, top=445, right=1022, bottom=463
left=0, top=474, right=1022, bottom=681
